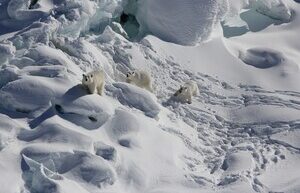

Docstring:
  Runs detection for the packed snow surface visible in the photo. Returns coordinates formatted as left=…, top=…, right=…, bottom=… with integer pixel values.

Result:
left=0, top=0, right=300, bottom=193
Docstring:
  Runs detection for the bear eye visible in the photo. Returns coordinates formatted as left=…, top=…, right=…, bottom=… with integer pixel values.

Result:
left=91, top=75, right=93, bottom=78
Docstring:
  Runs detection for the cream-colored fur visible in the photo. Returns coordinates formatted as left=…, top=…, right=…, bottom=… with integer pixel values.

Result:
left=126, top=70, right=153, bottom=92
left=174, top=81, right=198, bottom=104
left=82, top=70, right=105, bottom=95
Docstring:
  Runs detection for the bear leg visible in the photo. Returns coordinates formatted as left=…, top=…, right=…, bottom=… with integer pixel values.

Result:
left=88, top=84, right=97, bottom=94
left=97, top=82, right=105, bottom=96
left=187, top=95, right=192, bottom=104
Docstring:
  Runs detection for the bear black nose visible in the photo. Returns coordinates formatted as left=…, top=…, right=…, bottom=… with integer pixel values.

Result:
left=85, top=78, right=88, bottom=81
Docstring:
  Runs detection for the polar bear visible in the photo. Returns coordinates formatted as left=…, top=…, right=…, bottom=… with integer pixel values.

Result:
left=82, top=70, right=105, bottom=95
left=174, top=81, right=198, bottom=104
left=126, top=70, right=153, bottom=92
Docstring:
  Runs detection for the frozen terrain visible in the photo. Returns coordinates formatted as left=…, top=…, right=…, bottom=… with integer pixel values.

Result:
left=0, top=0, right=300, bottom=193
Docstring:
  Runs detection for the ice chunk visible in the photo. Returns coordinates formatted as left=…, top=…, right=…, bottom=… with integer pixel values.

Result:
left=7, top=0, right=52, bottom=21
left=253, top=0, right=292, bottom=22
left=136, top=0, right=229, bottom=45
left=0, top=65, right=19, bottom=88
left=21, top=154, right=90, bottom=193
left=54, top=0, right=123, bottom=38
left=22, top=145, right=116, bottom=189
left=0, top=41, right=16, bottom=64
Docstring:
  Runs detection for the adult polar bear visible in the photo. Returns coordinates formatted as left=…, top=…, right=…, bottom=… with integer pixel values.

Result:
left=136, top=0, right=229, bottom=45
left=174, top=81, right=199, bottom=104
left=82, top=70, right=105, bottom=95
left=126, top=70, right=153, bottom=92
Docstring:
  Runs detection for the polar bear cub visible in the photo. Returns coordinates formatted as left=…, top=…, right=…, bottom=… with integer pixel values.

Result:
left=174, top=81, right=198, bottom=104
left=82, top=70, right=105, bottom=95
left=126, top=70, right=153, bottom=92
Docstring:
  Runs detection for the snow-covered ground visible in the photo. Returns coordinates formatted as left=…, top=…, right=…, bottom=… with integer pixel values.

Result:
left=0, top=0, right=300, bottom=193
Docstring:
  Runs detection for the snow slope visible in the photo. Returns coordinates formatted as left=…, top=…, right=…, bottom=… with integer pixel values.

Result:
left=0, top=0, right=300, bottom=193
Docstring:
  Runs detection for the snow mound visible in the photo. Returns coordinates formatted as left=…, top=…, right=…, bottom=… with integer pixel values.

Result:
left=105, top=109, right=140, bottom=144
left=0, top=76, right=69, bottom=113
left=55, top=85, right=114, bottom=130
left=136, top=0, right=229, bottom=45
left=239, top=48, right=284, bottom=69
left=111, top=82, right=160, bottom=118
left=23, top=44, right=81, bottom=74
left=18, top=116, right=93, bottom=151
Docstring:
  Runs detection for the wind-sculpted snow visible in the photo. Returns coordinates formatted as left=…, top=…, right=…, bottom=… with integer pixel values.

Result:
left=0, top=76, right=69, bottom=113
left=105, top=109, right=140, bottom=148
left=238, top=47, right=299, bottom=75
left=111, top=82, right=160, bottom=118
left=0, top=0, right=300, bottom=193
left=19, top=116, right=94, bottom=150
left=239, top=48, right=284, bottom=69
left=136, top=0, right=229, bottom=45
left=54, top=84, right=114, bottom=130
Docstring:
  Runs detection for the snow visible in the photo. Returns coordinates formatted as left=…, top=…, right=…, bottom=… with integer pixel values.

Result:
left=271, top=129, right=300, bottom=149
left=111, top=82, right=160, bottom=118
left=136, top=0, right=229, bottom=45
left=0, top=0, right=300, bottom=193
left=253, top=0, right=292, bottom=22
